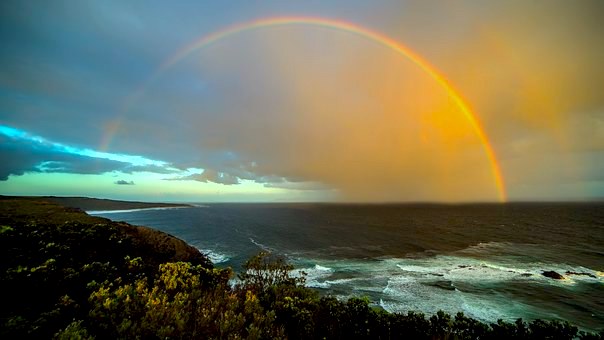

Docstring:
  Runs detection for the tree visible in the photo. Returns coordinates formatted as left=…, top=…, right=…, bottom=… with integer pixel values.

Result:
left=237, top=251, right=305, bottom=294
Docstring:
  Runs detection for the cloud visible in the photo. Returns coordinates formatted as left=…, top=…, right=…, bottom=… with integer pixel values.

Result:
left=0, top=128, right=179, bottom=181
left=1, top=1, right=603, bottom=201
left=123, top=164, right=182, bottom=174
left=0, top=134, right=133, bottom=180
left=137, top=1, right=604, bottom=201
left=171, top=169, right=240, bottom=185
left=263, top=181, right=332, bottom=191
left=115, top=180, right=135, bottom=185
left=126, top=26, right=504, bottom=201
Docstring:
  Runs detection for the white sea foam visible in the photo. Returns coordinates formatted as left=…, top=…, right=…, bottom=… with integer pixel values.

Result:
left=196, top=248, right=231, bottom=264
left=291, top=264, right=334, bottom=288
left=382, top=275, right=462, bottom=315
left=380, top=268, right=536, bottom=322
left=249, top=237, right=276, bottom=252
left=206, top=251, right=230, bottom=264
left=294, top=252, right=603, bottom=325
left=314, top=264, right=332, bottom=271
left=87, top=206, right=189, bottom=214
left=324, top=278, right=360, bottom=285
left=294, top=263, right=335, bottom=288
left=298, top=259, right=399, bottom=290
left=381, top=268, right=563, bottom=323
left=391, top=253, right=603, bottom=287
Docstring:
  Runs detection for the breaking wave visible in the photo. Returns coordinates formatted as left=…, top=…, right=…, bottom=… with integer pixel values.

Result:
left=196, top=248, right=231, bottom=264
left=292, top=243, right=602, bottom=325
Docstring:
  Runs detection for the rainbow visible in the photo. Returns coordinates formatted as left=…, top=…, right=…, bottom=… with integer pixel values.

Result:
left=120, top=16, right=507, bottom=202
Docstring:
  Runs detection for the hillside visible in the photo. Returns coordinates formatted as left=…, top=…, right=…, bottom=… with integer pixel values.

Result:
left=0, top=195, right=192, bottom=212
left=0, top=197, right=211, bottom=338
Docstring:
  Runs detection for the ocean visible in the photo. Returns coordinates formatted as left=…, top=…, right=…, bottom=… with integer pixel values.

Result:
left=90, top=203, right=604, bottom=332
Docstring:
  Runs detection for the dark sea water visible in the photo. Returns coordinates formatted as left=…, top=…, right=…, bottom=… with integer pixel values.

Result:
left=90, top=203, right=604, bottom=332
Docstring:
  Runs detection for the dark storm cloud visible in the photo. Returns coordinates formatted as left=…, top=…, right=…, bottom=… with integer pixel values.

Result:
left=115, top=180, right=135, bottom=185
left=0, top=0, right=376, bottom=160
left=0, top=134, right=130, bottom=180
left=0, top=0, right=336, bottom=150
left=122, top=164, right=181, bottom=175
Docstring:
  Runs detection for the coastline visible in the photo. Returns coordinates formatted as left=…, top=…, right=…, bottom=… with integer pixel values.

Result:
left=0, top=195, right=193, bottom=212
left=87, top=206, right=190, bottom=215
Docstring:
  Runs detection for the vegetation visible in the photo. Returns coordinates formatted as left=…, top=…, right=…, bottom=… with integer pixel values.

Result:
left=0, top=198, right=208, bottom=338
left=1, top=197, right=602, bottom=339
left=0, top=195, right=192, bottom=212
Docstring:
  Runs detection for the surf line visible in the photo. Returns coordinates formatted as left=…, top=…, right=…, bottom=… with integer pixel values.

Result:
left=117, top=16, right=507, bottom=202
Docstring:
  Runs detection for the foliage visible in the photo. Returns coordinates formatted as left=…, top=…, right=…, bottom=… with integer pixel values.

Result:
left=54, top=320, right=93, bottom=340
left=238, top=251, right=305, bottom=293
left=86, top=262, right=283, bottom=339
left=0, top=198, right=210, bottom=338
left=2, top=198, right=602, bottom=339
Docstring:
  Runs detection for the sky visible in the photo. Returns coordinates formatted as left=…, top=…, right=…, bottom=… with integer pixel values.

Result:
left=1, top=0, right=603, bottom=203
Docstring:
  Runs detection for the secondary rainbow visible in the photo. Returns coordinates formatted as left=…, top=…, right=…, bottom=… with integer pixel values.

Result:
left=121, top=16, right=507, bottom=202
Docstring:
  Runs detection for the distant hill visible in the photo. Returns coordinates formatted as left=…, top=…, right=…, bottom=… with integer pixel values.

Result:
left=0, top=195, right=192, bottom=211
left=0, top=196, right=206, bottom=265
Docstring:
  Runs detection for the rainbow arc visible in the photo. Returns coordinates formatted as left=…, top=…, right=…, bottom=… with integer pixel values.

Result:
left=117, top=16, right=507, bottom=202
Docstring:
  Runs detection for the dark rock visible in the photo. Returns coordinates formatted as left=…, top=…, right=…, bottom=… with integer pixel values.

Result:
left=565, top=271, right=597, bottom=278
left=428, top=280, right=456, bottom=291
left=542, top=271, right=565, bottom=280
